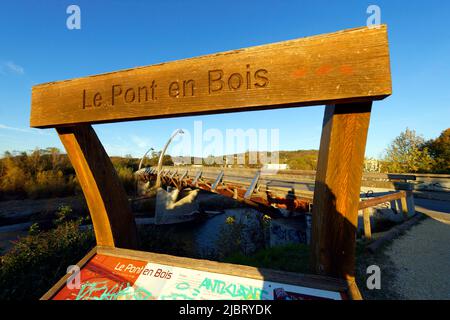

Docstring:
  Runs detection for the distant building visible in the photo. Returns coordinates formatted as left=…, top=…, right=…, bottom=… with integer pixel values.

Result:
left=364, top=158, right=381, bottom=172
left=172, top=156, right=191, bottom=166
left=173, top=160, right=186, bottom=166
left=262, top=163, right=289, bottom=170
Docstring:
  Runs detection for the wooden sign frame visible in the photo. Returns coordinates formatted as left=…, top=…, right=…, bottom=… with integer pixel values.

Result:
left=32, top=25, right=392, bottom=300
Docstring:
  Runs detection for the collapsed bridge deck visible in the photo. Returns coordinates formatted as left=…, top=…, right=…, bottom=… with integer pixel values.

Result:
left=135, top=167, right=311, bottom=215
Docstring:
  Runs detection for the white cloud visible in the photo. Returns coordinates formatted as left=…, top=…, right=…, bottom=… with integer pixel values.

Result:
left=0, top=124, right=51, bottom=135
left=130, top=134, right=151, bottom=149
left=100, top=135, right=153, bottom=157
left=0, top=61, right=25, bottom=75
left=0, top=124, right=29, bottom=133
left=103, top=143, right=136, bottom=157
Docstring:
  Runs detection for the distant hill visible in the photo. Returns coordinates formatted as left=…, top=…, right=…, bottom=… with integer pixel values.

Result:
left=171, top=150, right=319, bottom=170
left=279, top=150, right=318, bottom=170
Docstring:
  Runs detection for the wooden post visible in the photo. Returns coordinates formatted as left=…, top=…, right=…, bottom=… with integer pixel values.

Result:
left=233, top=188, right=238, bottom=200
left=400, top=195, right=409, bottom=220
left=363, top=208, right=372, bottom=239
left=57, top=125, right=138, bottom=249
left=311, top=102, right=372, bottom=299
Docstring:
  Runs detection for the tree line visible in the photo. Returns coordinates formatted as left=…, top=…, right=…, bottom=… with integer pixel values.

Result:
left=0, top=128, right=448, bottom=200
left=0, top=148, right=172, bottom=201
left=383, top=128, right=449, bottom=173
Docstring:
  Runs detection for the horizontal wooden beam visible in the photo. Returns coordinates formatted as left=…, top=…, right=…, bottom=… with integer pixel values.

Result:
left=31, top=26, right=391, bottom=128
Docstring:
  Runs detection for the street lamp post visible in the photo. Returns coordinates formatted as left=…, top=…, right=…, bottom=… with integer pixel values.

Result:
left=155, top=129, right=184, bottom=188
left=138, top=147, right=154, bottom=171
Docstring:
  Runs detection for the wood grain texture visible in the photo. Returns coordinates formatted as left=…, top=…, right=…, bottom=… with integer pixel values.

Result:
left=31, top=26, right=391, bottom=128
left=57, top=125, right=137, bottom=248
left=310, top=102, right=372, bottom=286
left=363, top=208, right=372, bottom=239
left=96, top=246, right=348, bottom=294
left=346, top=278, right=363, bottom=300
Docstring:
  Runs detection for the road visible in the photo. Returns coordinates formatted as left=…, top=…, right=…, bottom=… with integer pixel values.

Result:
left=415, top=198, right=450, bottom=214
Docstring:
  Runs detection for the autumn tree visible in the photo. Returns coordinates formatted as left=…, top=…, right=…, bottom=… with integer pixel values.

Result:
left=424, top=128, right=450, bottom=173
left=384, top=128, right=434, bottom=173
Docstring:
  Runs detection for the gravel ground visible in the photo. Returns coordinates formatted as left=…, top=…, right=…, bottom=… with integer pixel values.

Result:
left=384, top=217, right=450, bottom=299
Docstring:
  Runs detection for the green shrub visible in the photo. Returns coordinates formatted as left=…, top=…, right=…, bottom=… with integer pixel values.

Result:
left=214, top=211, right=267, bottom=260
left=0, top=220, right=95, bottom=300
left=138, top=225, right=196, bottom=258
left=28, top=223, right=40, bottom=236
left=54, top=205, right=74, bottom=226
left=215, top=214, right=245, bottom=259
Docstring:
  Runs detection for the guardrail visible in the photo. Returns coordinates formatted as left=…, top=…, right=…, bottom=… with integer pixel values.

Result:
left=158, top=166, right=450, bottom=192
left=137, top=167, right=421, bottom=239
left=135, top=167, right=311, bottom=215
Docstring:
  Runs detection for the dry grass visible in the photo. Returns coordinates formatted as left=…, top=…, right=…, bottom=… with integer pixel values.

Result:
left=0, top=148, right=139, bottom=200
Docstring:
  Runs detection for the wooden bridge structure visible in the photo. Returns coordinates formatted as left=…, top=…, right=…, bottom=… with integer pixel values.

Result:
left=135, top=165, right=422, bottom=213
left=31, top=25, right=392, bottom=300
left=136, top=165, right=415, bottom=238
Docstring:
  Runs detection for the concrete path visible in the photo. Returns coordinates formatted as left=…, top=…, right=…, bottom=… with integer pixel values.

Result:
left=357, top=198, right=450, bottom=300
left=384, top=216, right=450, bottom=299
left=384, top=198, right=450, bottom=299
left=415, top=198, right=450, bottom=214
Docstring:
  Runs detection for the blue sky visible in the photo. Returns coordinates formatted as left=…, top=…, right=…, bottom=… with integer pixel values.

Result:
left=0, top=0, right=449, bottom=159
